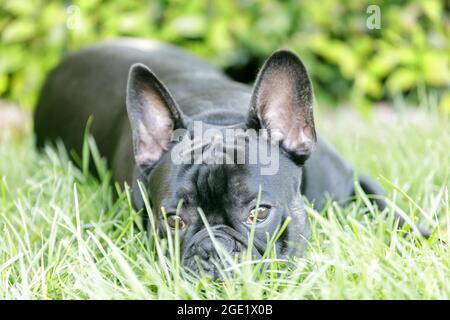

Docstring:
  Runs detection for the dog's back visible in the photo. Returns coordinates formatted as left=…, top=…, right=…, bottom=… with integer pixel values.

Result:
left=35, top=39, right=249, bottom=167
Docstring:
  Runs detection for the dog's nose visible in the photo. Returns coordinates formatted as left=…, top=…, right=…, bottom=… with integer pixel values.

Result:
left=195, top=235, right=240, bottom=260
left=191, top=238, right=240, bottom=281
left=182, top=225, right=252, bottom=281
left=195, top=240, right=215, bottom=260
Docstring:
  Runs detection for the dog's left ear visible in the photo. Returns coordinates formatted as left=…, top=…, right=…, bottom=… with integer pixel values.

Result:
left=247, top=50, right=316, bottom=161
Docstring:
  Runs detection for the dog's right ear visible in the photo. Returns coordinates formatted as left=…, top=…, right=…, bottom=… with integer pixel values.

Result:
left=126, top=63, right=184, bottom=169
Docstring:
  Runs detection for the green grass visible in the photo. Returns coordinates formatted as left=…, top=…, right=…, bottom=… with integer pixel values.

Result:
left=0, top=107, right=448, bottom=299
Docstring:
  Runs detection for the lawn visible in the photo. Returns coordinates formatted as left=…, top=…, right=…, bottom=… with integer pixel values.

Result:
left=0, top=104, right=448, bottom=299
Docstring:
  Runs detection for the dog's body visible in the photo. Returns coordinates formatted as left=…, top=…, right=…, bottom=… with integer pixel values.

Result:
left=35, top=39, right=389, bottom=278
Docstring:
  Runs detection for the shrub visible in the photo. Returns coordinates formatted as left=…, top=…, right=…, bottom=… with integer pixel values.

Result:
left=0, top=0, right=448, bottom=111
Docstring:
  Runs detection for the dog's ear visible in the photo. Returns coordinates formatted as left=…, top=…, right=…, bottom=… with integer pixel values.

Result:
left=247, top=50, right=316, bottom=162
left=126, top=63, right=184, bottom=169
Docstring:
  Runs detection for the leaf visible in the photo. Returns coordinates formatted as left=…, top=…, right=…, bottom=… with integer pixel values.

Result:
left=1, top=20, right=35, bottom=43
left=368, top=51, right=398, bottom=78
left=421, top=0, right=442, bottom=24
left=387, top=68, right=418, bottom=93
left=0, top=74, right=7, bottom=95
left=422, top=52, right=450, bottom=86
left=167, top=15, right=206, bottom=38
left=438, top=92, right=450, bottom=117
left=3, top=0, right=37, bottom=16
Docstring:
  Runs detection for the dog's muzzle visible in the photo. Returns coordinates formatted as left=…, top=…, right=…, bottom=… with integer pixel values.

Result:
left=181, top=225, right=260, bottom=281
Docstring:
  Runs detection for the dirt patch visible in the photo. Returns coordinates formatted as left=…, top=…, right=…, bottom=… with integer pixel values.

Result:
left=0, top=100, right=29, bottom=136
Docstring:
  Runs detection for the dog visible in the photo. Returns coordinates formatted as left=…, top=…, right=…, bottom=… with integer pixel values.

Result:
left=34, top=39, right=414, bottom=279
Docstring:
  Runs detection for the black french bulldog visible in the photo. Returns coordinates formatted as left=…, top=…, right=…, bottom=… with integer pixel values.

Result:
left=34, top=39, right=406, bottom=279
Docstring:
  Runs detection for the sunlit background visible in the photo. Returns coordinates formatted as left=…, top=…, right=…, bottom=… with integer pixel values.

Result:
left=1, top=0, right=449, bottom=114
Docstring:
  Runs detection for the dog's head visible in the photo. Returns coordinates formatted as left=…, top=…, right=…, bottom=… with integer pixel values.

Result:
left=126, top=50, right=316, bottom=279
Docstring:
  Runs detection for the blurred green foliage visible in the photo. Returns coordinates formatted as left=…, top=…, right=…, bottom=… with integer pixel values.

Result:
left=1, top=0, right=449, bottom=112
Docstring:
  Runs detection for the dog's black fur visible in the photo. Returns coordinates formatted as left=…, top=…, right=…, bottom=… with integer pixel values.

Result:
left=35, top=39, right=414, bottom=279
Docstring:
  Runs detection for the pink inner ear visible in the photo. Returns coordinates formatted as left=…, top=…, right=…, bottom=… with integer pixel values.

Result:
left=135, top=83, right=174, bottom=166
left=256, top=67, right=315, bottom=154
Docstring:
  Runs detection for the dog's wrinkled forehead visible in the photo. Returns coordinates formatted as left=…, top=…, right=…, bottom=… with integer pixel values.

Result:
left=176, top=163, right=250, bottom=210
left=148, top=130, right=257, bottom=209
left=170, top=121, right=282, bottom=176
left=182, top=122, right=251, bottom=157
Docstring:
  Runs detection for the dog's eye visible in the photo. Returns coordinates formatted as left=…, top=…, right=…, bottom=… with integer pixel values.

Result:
left=245, top=206, right=271, bottom=224
left=167, top=215, right=186, bottom=229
